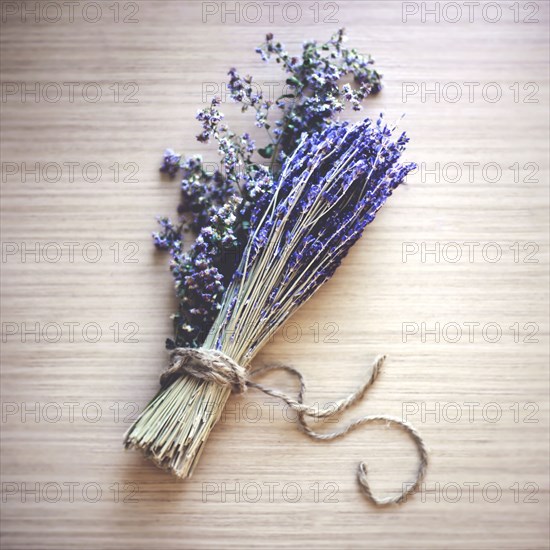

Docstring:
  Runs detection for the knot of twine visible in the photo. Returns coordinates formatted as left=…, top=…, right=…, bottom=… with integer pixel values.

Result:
left=161, top=347, right=428, bottom=507
left=161, top=348, right=249, bottom=394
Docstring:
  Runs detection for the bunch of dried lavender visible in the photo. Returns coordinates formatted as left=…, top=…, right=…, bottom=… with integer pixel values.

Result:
left=124, top=117, right=423, bottom=503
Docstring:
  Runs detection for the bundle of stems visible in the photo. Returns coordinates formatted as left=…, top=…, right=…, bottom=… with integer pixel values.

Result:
left=124, top=117, right=415, bottom=478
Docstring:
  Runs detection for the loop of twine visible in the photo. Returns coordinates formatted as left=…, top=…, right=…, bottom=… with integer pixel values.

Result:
left=162, top=347, right=428, bottom=506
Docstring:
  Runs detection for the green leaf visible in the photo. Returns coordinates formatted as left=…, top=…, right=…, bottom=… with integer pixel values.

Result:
left=285, top=76, right=302, bottom=87
left=258, top=144, right=274, bottom=159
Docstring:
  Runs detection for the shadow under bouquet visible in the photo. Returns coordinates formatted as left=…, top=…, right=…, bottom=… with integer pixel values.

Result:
left=124, top=30, right=427, bottom=506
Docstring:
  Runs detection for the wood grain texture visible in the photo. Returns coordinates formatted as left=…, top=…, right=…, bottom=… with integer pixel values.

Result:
left=1, top=1, right=549, bottom=549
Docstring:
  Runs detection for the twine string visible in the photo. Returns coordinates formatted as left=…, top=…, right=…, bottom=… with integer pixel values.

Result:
left=161, top=347, right=428, bottom=506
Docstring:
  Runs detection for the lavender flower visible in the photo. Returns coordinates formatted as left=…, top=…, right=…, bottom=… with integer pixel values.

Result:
left=254, top=29, right=382, bottom=164
left=209, top=117, right=415, bottom=357
left=160, top=148, right=182, bottom=178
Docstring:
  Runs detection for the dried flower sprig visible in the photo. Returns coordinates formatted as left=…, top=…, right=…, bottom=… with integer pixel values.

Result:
left=156, top=29, right=383, bottom=349
left=124, top=117, right=417, bottom=487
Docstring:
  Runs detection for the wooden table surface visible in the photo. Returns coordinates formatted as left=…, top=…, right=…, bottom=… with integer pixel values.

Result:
left=1, top=1, right=549, bottom=549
